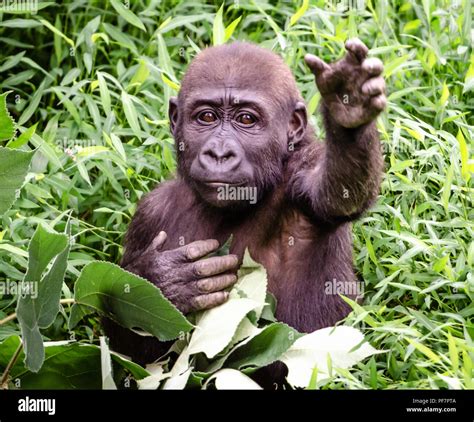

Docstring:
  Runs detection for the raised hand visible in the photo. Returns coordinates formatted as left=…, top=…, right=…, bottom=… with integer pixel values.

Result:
left=127, top=231, right=239, bottom=314
left=305, top=38, right=386, bottom=128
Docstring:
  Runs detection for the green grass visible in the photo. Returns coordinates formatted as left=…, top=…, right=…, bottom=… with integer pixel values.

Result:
left=0, top=0, right=472, bottom=389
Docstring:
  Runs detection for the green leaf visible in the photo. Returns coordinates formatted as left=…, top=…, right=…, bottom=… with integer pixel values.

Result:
left=187, top=298, right=260, bottom=358
left=110, top=0, right=146, bottom=32
left=129, top=60, right=150, bottom=89
left=438, top=81, right=449, bottom=106
left=73, top=262, right=192, bottom=341
left=457, top=129, right=471, bottom=181
left=37, top=18, right=75, bottom=47
left=226, top=323, right=299, bottom=370
left=224, top=16, right=242, bottom=42
left=6, top=123, right=37, bottom=149
left=442, top=163, right=454, bottom=214
left=100, top=337, right=117, bottom=389
left=233, top=250, right=267, bottom=319
left=0, top=336, right=148, bottom=389
left=97, top=71, right=112, bottom=115
left=407, top=338, right=441, bottom=363
left=280, top=326, right=379, bottom=388
left=161, top=73, right=180, bottom=91
left=402, top=19, right=421, bottom=33
left=213, top=3, right=225, bottom=46
left=0, top=91, right=15, bottom=141
left=0, top=147, right=34, bottom=215
left=290, top=0, right=309, bottom=27
left=16, top=224, right=69, bottom=372
left=121, top=91, right=141, bottom=138
left=18, top=81, right=45, bottom=126
left=208, top=234, right=233, bottom=257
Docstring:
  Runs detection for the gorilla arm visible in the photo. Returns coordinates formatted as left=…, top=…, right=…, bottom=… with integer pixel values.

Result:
left=289, top=39, right=385, bottom=223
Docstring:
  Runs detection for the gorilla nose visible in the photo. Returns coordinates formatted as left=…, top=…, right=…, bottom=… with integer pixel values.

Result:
left=199, top=146, right=241, bottom=172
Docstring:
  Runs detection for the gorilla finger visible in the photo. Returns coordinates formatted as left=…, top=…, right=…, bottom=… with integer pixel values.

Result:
left=149, top=231, right=167, bottom=252
left=345, top=38, right=368, bottom=63
left=191, top=291, right=229, bottom=311
left=304, top=54, right=331, bottom=75
left=361, top=77, right=386, bottom=96
left=179, top=239, right=220, bottom=261
left=194, top=254, right=239, bottom=277
left=370, top=94, right=387, bottom=111
left=196, top=273, right=238, bottom=293
left=361, top=57, right=384, bottom=76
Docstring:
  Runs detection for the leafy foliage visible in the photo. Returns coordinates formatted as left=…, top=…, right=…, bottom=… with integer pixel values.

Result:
left=0, top=0, right=472, bottom=389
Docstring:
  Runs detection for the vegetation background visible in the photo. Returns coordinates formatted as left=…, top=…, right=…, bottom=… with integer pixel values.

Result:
left=0, top=0, right=472, bottom=389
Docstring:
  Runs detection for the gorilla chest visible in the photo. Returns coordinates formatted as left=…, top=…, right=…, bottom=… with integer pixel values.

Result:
left=231, top=207, right=321, bottom=290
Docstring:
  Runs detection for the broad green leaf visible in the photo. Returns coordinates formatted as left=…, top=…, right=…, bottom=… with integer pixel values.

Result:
left=0, top=91, right=15, bottom=141
left=163, top=346, right=191, bottom=390
left=73, top=262, right=192, bottom=341
left=0, top=336, right=148, bottom=389
left=137, top=362, right=168, bottom=390
left=16, top=224, right=69, bottom=372
left=110, top=0, right=146, bottom=32
left=0, top=147, right=34, bottom=215
left=187, top=298, right=260, bottom=358
left=227, top=323, right=299, bottom=370
left=232, top=250, right=267, bottom=319
left=280, top=326, right=379, bottom=388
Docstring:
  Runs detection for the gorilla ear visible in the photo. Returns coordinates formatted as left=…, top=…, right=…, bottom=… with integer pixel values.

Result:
left=169, top=97, right=179, bottom=136
left=288, top=101, right=307, bottom=145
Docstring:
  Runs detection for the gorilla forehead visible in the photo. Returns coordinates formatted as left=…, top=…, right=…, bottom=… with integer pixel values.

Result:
left=178, top=42, right=302, bottom=110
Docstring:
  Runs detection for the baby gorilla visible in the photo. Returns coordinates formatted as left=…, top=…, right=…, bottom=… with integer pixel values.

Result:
left=104, top=39, right=386, bottom=368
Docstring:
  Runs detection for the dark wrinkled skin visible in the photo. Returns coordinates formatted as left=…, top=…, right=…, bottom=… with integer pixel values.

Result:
left=103, top=39, right=386, bottom=387
left=125, top=231, right=239, bottom=313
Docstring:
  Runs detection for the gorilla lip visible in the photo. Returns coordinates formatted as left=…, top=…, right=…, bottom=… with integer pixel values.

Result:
left=205, top=181, right=245, bottom=187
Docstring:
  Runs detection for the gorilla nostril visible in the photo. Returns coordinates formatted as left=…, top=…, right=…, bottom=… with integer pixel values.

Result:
left=202, top=148, right=237, bottom=165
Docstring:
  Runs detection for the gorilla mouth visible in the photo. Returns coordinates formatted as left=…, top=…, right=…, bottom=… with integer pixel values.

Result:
left=204, top=181, right=246, bottom=188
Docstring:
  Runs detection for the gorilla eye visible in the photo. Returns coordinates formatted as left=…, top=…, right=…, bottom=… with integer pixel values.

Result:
left=236, top=113, right=256, bottom=125
left=197, top=111, right=218, bottom=124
